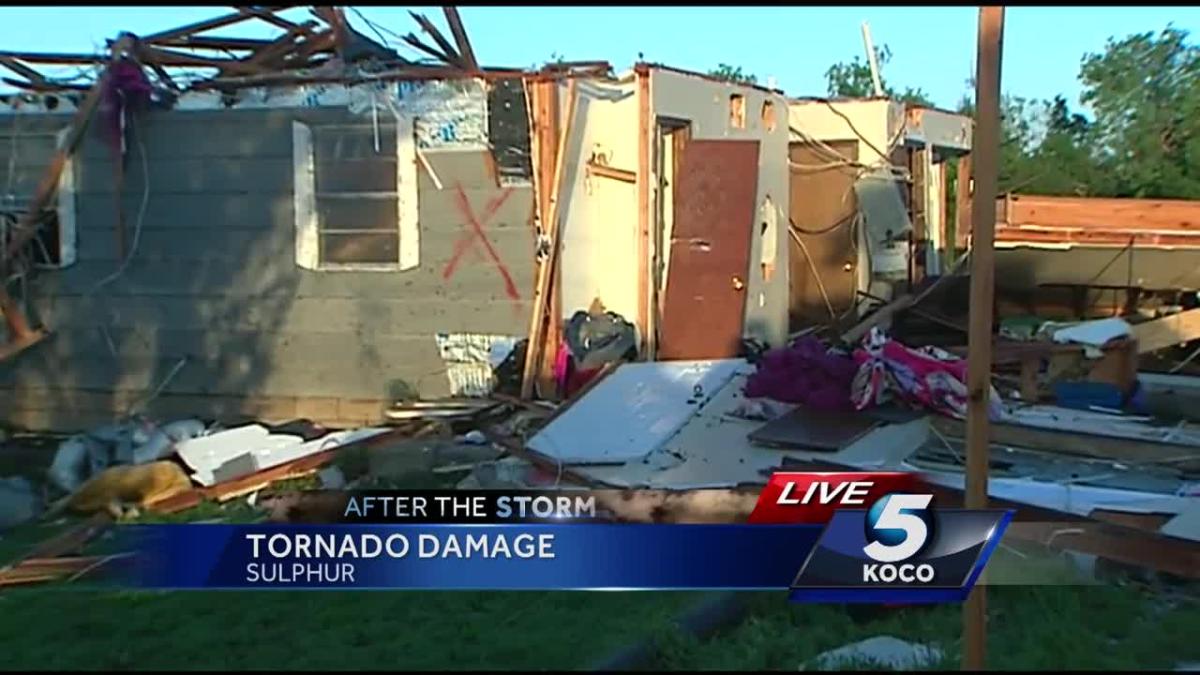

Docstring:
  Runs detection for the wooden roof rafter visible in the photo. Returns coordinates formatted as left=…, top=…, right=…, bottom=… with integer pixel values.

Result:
left=0, top=5, right=503, bottom=96
left=442, top=7, right=479, bottom=73
left=408, top=10, right=465, bottom=69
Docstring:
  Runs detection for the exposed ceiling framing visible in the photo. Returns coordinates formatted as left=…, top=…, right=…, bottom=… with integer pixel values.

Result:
left=0, top=5, right=606, bottom=96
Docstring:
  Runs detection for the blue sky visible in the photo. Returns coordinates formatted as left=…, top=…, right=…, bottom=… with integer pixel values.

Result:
left=2, top=5, right=1198, bottom=111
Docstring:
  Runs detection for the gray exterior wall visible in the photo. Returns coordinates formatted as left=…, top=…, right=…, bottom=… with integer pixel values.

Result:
left=0, top=105, right=534, bottom=430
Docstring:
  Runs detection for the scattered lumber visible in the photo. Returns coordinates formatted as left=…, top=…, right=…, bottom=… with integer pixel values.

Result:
left=1131, top=308, right=1200, bottom=354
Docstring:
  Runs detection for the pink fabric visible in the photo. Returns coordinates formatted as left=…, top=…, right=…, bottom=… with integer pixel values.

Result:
left=99, top=59, right=152, bottom=158
left=850, top=327, right=1005, bottom=420
left=553, top=339, right=571, bottom=396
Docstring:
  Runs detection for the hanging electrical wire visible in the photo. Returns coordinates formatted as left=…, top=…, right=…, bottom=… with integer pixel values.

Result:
left=789, top=225, right=837, bottom=320
left=348, top=7, right=403, bottom=52
left=86, top=119, right=150, bottom=297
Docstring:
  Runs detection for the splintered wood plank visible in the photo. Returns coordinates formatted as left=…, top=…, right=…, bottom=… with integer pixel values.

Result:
left=1130, top=308, right=1200, bottom=354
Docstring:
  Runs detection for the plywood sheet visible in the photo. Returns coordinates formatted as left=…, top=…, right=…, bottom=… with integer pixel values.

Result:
left=526, top=359, right=745, bottom=465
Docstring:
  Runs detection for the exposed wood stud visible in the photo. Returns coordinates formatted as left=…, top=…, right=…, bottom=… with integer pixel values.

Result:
left=636, top=64, right=652, bottom=358
left=521, top=79, right=578, bottom=400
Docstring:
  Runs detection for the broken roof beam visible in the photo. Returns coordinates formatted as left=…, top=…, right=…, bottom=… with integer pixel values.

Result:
left=238, top=20, right=318, bottom=71
left=136, top=44, right=264, bottom=74
left=140, top=10, right=262, bottom=44
left=401, top=33, right=456, bottom=64
left=134, top=42, right=182, bottom=91
left=282, top=29, right=337, bottom=68
left=1, top=78, right=88, bottom=92
left=4, top=36, right=132, bottom=267
left=136, top=46, right=181, bottom=92
left=0, top=51, right=110, bottom=66
left=409, top=11, right=465, bottom=69
left=0, top=55, right=51, bottom=87
left=195, top=64, right=535, bottom=89
left=442, top=7, right=479, bottom=72
left=155, top=36, right=276, bottom=51
left=309, top=6, right=349, bottom=60
left=236, top=6, right=301, bottom=31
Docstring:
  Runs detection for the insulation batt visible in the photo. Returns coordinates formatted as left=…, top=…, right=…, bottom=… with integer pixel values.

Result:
left=246, top=533, right=556, bottom=559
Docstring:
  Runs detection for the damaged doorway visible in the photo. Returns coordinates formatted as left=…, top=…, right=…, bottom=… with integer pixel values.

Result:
left=658, top=135, right=760, bottom=360
left=787, top=140, right=861, bottom=331
left=652, top=117, right=691, bottom=356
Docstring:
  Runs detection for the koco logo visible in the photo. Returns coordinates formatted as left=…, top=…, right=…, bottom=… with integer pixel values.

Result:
left=862, top=493, right=936, bottom=583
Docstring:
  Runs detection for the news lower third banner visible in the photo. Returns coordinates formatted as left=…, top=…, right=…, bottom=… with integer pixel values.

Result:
left=115, top=472, right=1014, bottom=604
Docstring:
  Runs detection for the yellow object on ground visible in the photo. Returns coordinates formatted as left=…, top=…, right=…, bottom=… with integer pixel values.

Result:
left=64, top=461, right=193, bottom=517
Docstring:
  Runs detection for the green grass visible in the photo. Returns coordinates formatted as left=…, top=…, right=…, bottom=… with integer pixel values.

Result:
left=3, top=438, right=1195, bottom=670
left=653, top=584, right=1200, bottom=671
left=2, top=534, right=1196, bottom=672
left=0, top=589, right=704, bottom=671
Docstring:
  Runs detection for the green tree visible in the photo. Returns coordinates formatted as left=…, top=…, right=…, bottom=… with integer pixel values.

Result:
left=1079, top=26, right=1200, bottom=198
left=1019, top=96, right=1111, bottom=196
left=707, top=63, right=757, bottom=85
left=956, top=80, right=1103, bottom=196
left=824, top=44, right=933, bottom=106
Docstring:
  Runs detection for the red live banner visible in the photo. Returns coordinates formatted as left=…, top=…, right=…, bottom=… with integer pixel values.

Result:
left=747, top=472, right=928, bottom=524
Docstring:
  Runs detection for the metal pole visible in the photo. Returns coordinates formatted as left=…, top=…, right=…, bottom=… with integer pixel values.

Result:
left=860, top=22, right=884, bottom=97
left=963, top=5, right=1004, bottom=671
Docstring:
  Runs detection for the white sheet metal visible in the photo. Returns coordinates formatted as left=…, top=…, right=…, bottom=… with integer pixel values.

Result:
left=573, top=369, right=929, bottom=488
left=526, top=359, right=745, bottom=465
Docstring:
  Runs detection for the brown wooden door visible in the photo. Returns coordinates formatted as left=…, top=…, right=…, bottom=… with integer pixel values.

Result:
left=788, top=141, right=860, bottom=330
left=658, top=139, right=760, bottom=360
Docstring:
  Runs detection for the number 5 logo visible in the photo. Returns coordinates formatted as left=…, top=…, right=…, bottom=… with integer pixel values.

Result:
left=863, top=494, right=933, bottom=563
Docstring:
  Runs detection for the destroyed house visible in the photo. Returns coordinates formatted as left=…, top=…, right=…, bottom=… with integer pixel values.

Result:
left=786, top=97, right=973, bottom=330
left=0, top=9, right=794, bottom=429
